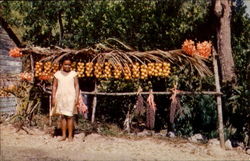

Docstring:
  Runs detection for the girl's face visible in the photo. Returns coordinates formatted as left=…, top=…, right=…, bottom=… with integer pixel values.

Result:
left=62, top=60, right=71, bottom=72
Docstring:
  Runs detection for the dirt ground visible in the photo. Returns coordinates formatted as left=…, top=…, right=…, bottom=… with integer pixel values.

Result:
left=0, top=123, right=249, bottom=161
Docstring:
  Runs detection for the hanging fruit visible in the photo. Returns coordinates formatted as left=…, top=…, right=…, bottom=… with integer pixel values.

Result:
left=182, top=40, right=196, bottom=56
left=132, top=63, right=140, bottom=79
left=162, top=62, right=171, bottom=77
left=196, top=41, right=212, bottom=58
left=103, top=62, right=112, bottom=78
left=123, top=64, right=132, bottom=80
left=113, top=64, right=122, bottom=79
left=19, top=72, right=33, bottom=81
left=35, top=62, right=43, bottom=77
left=71, top=62, right=77, bottom=71
left=9, top=48, right=23, bottom=58
left=147, top=63, right=155, bottom=77
left=140, top=64, right=148, bottom=79
left=94, top=63, right=103, bottom=78
left=77, top=62, right=85, bottom=78
left=85, top=62, right=94, bottom=77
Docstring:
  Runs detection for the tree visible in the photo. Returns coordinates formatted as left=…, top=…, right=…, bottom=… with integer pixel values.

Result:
left=214, top=0, right=236, bottom=82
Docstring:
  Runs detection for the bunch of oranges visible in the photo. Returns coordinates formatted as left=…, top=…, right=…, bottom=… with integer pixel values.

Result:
left=77, top=62, right=85, bottom=78
left=132, top=63, right=140, bottom=78
left=196, top=41, right=212, bottom=58
left=85, top=62, right=94, bottom=77
left=182, top=40, right=212, bottom=58
left=9, top=48, right=23, bottom=58
left=35, top=62, right=58, bottom=80
left=94, top=63, right=103, bottom=78
left=0, top=89, right=11, bottom=97
left=182, top=40, right=196, bottom=56
left=33, top=61, right=171, bottom=80
left=19, top=72, right=33, bottom=81
left=113, top=64, right=122, bottom=79
left=103, top=62, right=112, bottom=78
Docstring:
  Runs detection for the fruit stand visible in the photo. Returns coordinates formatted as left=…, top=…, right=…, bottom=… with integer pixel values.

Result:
left=1, top=39, right=226, bottom=148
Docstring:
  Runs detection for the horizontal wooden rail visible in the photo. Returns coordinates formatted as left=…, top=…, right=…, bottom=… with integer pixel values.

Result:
left=80, top=91, right=222, bottom=96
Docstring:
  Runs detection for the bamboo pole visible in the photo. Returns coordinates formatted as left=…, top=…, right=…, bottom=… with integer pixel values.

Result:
left=212, top=48, right=225, bottom=149
left=91, top=81, right=97, bottom=123
left=80, top=91, right=222, bottom=96
left=49, top=95, right=52, bottom=126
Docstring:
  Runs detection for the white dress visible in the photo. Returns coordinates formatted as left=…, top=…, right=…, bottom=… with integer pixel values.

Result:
left=54, top=70, right=77, bottom=116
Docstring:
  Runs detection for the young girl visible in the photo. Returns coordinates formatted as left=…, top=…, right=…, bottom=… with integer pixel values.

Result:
left=52, top=57, right=79, bottom=141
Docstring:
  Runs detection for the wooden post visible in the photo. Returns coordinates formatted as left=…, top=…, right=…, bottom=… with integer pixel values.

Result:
left=49, top=95, right=52, bottom=126
left=212, top=48, right=225, bottom=149
left=91, top=81, right=97, bottom=123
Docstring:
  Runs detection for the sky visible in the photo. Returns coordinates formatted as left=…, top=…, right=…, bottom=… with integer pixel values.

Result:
left=245, top=0, right=250, bottom=15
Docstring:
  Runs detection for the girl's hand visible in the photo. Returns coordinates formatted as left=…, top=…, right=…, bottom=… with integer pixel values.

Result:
left=75, top=99, right=79, bottom=107
left=52, top=99, right=56, bottom=107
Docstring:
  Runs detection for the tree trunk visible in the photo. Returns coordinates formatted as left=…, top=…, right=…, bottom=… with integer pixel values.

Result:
left=58, top=10, right=64, bottom=46
left=214, top=0, right=236, bottom=82
left=0, top=16, right=23, bottom=47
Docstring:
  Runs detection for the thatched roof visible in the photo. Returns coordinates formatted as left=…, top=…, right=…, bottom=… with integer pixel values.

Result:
left=20, top=38, right=212, bottom=77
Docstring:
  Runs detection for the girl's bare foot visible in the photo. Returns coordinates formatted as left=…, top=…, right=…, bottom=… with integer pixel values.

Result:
left=58, top=136, right=66, bottom=141
left=68, top=137, right=73, bottom=142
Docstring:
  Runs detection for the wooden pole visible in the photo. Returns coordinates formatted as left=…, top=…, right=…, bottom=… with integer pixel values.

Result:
left=49, top=95, right=52, bottom=126
left=80, top=91, right=222, bottom=96
left=212, top=48, right=225, bottom=149
left=91, top=81, right=97, bottom=123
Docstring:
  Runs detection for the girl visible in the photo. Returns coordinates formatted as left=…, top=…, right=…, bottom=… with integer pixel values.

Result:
left=52, top=57, right=79, bottom=142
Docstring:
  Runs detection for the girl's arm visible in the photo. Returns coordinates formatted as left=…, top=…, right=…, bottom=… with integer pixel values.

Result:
left=52, top=77, right=58, bottom=107
left=74, top=76, right=80, bottom=106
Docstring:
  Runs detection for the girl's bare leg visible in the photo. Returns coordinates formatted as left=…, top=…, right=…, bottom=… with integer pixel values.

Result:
left=59, top=116, right=67, bottom=141
left=67, top=117, right=74, bottom=142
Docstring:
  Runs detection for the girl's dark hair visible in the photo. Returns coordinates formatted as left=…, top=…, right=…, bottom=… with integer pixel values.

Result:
left=59, top=56, right=72, bottom=65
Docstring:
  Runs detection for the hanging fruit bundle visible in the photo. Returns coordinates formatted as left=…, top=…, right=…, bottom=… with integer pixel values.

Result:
left=9, top=48, right=23, bottom=58
left=0, top=89, right=11, bottom=97
left=132, top=63, right=140, bottom=78
left=140, top=64, right=148, bottom=79
left=103, top=62, right=112, bottom=78
left=123, top=65, right=132, bottom=80
left=85, top=62, right=94, bottom=77
left=77, top=62, right=85, bottom=78
left=33, top=61, right=171, bottom=80
left=196, top=41, right=212, bottom=58
left=113, top=64, right=122, bottom=79
left=147, top=63, right=155, bottom=77
left=94, top=63, right=103, bottom=78
left=35, top=61, right=55, bottom=80
left=71, top=62, right=77, bottom=71
left=182, top=40, right=196, bottom=56
left=19, top=72, right=33, bottom=81
left=35, top=62, right=43, bottom=77
left=182, top=40, right=212, bottom=58
left=162, top=62, right=171, bottom=77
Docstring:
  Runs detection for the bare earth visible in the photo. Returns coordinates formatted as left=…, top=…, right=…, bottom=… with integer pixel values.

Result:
left=0, top=123, right=249, bottom=161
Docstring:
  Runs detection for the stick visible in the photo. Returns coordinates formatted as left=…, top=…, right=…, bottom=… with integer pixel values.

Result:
left=91, top=81, right=97, bottom=123
left=49, top=95, right=52, bottom=126
left=80, top=91, right=222, bottom=96
left=212, top=48, right=225, bottom=149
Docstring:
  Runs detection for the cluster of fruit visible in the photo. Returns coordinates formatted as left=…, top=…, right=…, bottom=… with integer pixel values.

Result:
left=77, top=62, right=85, bottom=78
left=113, top=65, right=122, bottom=79
left=33, top=61, right=171, bottom=80
left=35, top=62, right=59, bottom=80
left=9, top=48, right=23, bottom=58
left=0, top=89, right=11, bottom=97
left=85, top=62, right=94, bottom=77
left=19, top=72, right=33, bottom=81
left=182, top=40, right=212, bottom=58
left=196, top=41, right=212, bottom=58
